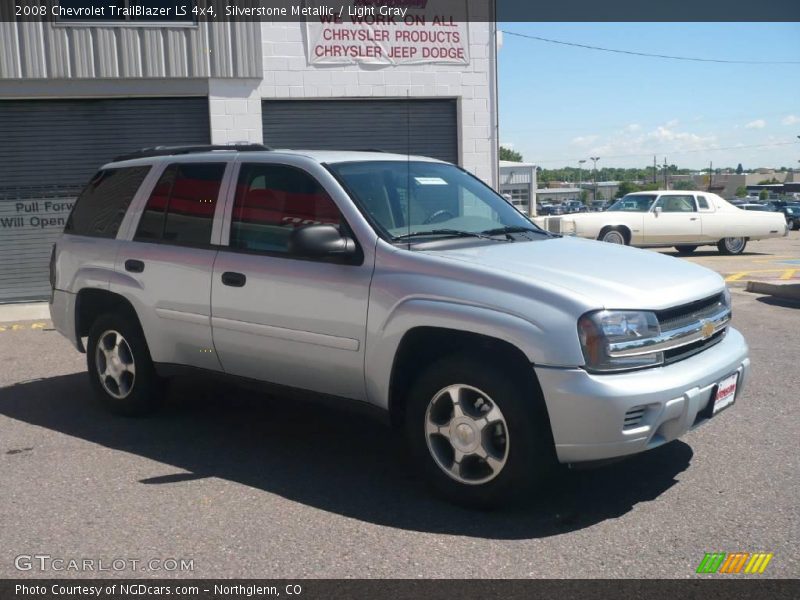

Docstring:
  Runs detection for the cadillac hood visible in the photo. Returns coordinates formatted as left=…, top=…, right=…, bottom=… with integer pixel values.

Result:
left=431, top=236, right=725, bottom=311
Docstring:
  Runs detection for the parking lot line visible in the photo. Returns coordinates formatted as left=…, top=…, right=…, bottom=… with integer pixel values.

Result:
left=780, top=269, right=797, bottom=280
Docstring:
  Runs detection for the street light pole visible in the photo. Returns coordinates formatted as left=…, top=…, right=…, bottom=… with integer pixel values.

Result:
left=578, top=159, right=586, bottom=205
left=590, top=156, right=600, bottom=201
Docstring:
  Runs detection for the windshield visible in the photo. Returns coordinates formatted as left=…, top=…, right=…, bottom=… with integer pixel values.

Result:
left=327, top=161, right=539, bottom=240
left=607, top=194, right=658, bottom=212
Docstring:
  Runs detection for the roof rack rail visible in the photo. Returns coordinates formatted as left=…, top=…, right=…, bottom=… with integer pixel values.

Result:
left=113, top=144, right=272, bottom=162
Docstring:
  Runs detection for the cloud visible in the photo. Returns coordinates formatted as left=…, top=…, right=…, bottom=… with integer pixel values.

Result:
left=782, top=115, right=800, bottom=125
left=570, top=135, right=599, bottom=147
left=625, top=124, right=641, bottom=132
left=577, top=123, right=717, bottom=160
left=745, top=119, right=766, bottom=129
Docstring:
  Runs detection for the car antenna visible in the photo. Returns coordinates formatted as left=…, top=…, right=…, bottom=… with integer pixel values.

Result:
left=406, top=89, right=411, bottom=243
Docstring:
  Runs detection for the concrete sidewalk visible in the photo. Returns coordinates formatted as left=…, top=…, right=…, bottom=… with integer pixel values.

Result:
left=0, top=302, right=50, bottom=323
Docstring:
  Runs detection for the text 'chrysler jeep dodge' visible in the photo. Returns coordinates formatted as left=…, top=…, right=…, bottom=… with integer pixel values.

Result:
left=50, top=145, right=749, bottom=506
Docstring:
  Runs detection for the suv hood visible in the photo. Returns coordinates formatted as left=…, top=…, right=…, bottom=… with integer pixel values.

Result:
left=430, top=236, right=724, bottom=310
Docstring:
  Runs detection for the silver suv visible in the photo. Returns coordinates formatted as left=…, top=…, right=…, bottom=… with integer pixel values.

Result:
left=50, top=145, right=749, bottom=507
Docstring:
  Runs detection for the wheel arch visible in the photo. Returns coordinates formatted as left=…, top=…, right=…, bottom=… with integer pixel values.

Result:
left=75, top=288, right=143, bottom=351
left=386, top=326, right=547, bottom=430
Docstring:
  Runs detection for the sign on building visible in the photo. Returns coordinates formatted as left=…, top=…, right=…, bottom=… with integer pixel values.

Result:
left=305, top=1, right=470, bottom=65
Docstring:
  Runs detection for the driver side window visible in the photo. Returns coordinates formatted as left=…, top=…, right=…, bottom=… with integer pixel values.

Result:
left=656, top=195, right=696, bottom=213
left=229, top=163, right=342, bottom=254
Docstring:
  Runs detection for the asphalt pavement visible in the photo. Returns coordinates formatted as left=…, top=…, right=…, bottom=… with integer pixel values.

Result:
left=0, top=257, right=798, bottom=578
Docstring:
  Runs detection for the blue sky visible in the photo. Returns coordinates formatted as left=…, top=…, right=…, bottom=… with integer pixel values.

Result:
left=497, top=23, right=800, bottom=170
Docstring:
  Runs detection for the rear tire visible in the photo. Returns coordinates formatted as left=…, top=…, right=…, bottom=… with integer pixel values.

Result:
left=86, top=312, right=163, bottom=416
left=674, top=245, right=698, bottom=255
left=404, top=354, right=555, bottom=508
left=717, top=237, right=747, bottom=255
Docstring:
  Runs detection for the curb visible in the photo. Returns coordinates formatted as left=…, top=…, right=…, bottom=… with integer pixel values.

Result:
left=0, top=302, right=50, bottom=323
left=745, top=281, right=800, bottom=301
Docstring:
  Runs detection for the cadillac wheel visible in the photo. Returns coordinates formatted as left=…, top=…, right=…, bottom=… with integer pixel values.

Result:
left=405, top=353, right=556, bottom=508
left=87, top=312, right=163, bottom=416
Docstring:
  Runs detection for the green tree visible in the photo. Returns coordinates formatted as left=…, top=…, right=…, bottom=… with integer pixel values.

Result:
left=580, top=190, right=589, bottom=203
left=499, top=146, right=523, bottom=162
left=759, top=189, right=769, bottom=201
left=672, top=180, right=696, bottom=190
left=757, top=178, right=780, bottom=185
left=735, top=186, right=748, bottom=198
left=615, top=181, right=639, bottom=198
left=736, top=163, right=744, bottom=174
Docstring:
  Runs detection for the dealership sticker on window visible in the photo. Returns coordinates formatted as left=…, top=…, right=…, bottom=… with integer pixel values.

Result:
left=414, top=177, right=448, bottom=186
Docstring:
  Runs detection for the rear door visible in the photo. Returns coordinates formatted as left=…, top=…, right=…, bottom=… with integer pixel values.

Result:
left=210, top=159, right=373, bottom=401
left=111, top=160, right=230, bottom=371
left=642, top=194, right=702, bottom=244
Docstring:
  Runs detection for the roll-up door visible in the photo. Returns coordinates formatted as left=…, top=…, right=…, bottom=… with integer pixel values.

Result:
left=0, top=97, right=210, bottom=302
left=262, top=99, right=458, bottom=165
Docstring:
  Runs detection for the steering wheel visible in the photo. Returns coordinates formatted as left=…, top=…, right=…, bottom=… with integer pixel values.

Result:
left=423, top=209, right=455, bottom=225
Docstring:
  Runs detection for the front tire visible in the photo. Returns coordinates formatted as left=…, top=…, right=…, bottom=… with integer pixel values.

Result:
left=717, top=237, right=747, bottom=255
left=674, top=245, right=698, bottom=255
left=405, top=354, right=555, bottom=508
left=598, top=227, right=628, bottom=245
left=87, top=312, right=163, bottom=416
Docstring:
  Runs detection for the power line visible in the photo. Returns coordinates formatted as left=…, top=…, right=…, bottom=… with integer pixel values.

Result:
left=501, top=31, right=800, bottom=65
left=531, top=140, right=800, bottom=165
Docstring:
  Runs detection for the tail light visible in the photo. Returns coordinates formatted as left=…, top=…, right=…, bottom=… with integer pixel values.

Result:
left=49, top=244, right=57, bottom=290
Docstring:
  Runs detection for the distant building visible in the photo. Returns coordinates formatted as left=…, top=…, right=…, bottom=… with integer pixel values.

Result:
left=536, top=188, right=582, bottom=205
left=499, top=161, right=537, bottom=216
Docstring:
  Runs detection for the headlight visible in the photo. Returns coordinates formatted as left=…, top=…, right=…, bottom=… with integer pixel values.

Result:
left=578, top=310, right=662, bottom=372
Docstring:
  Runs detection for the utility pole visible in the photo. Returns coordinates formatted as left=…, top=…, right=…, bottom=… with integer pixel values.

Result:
left=590, top=156, right=600, bottom=201
left=663, top=157, right=668, bottom=189
left=578, top=159, right=586, bottom=204
left=653, top=155, right=657, bottom=184
left=709, top=161, right=713, bottom=191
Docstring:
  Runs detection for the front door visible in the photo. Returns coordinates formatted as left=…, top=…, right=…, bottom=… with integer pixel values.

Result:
left=210, top=161, right=373, bottom=401
left=642, top=194, right=702, bottom=245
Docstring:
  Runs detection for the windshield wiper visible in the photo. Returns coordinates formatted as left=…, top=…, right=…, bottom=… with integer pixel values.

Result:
left=481, top=225, right=556, bottom=238
left=392, top=229, right=506, bottom=242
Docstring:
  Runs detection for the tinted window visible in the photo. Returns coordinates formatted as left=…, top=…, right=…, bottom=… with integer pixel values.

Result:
left=65, top=166, right=150, bottom=238
left=697, top=195, right=710, bottom=209
left=135, top=163, right=225, bottom=246
left=229, top=164, right=342, bottom=254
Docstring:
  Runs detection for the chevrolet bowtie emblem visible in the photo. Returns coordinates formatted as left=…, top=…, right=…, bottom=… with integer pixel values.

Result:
left=701, top=321, right=715, bottom=339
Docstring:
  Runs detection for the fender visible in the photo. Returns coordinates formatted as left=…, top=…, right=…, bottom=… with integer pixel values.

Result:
left=364, top=297, right=584, bottom=410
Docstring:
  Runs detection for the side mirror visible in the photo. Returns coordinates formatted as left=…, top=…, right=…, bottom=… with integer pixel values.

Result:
left=654, top=206, right=663, bottom=216
left=288, top=224, right=357, bottom=259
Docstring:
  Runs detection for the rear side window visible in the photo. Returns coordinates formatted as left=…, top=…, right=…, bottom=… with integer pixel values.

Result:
left=696, top=195, right=711, bottom=210
left=134, top=163, right=226, bottom=246
left=229, top=163, right=342, bottom=254
left=65, top=166, right=150, bottom=238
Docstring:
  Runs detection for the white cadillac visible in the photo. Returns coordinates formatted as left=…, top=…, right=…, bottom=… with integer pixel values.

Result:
left=547, top=190, right=788, bottom=255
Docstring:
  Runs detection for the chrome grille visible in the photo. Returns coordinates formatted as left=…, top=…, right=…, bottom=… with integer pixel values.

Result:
left=607, top=292, right=731, bottom=363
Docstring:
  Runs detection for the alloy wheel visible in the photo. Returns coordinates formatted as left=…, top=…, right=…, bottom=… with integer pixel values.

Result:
left=424, top=384, right=510, bottom=485
left=95, top=329, right=136, bottom=399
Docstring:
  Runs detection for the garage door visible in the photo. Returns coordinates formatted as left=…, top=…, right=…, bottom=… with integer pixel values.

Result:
left=262, top=99, right=458, bottom=164
left=0, top=97, right=210, bottom=303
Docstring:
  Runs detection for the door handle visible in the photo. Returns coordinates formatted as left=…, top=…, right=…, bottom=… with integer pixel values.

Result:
left=124, top=259, right=145, bottom=273
left=690, top=217, right=698, bottom=221
left=221, top=271, right=247, bottom=287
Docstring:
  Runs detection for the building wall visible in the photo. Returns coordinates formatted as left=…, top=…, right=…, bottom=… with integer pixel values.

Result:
left=257, top=18, right=498, bottom=186
left=0, top=20, right=261, bottom=79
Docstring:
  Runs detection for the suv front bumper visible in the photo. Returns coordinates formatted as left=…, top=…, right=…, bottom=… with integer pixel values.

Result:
left=535, top=327, right=749, bottom=463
